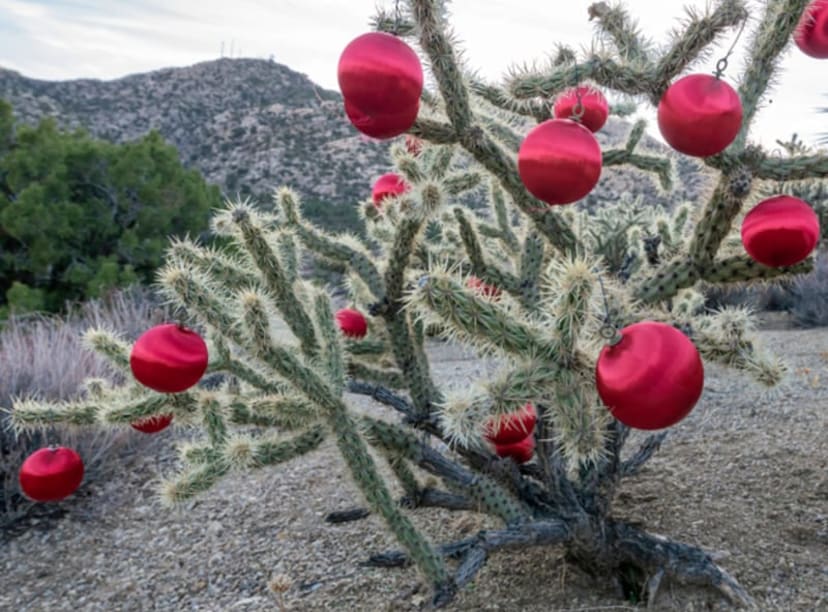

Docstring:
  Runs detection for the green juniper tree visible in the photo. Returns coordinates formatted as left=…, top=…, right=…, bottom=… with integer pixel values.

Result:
left=12, top=0, right=828, bottom=608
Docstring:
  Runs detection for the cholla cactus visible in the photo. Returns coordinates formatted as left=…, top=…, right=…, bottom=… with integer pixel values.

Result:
left=12, top=0, right=828, bottom=608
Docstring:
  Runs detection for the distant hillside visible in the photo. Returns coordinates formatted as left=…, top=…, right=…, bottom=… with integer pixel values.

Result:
left=0, top=58, right=707, bottom=219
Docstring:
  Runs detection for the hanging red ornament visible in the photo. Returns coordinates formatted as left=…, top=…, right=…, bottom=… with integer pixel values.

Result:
left=741, top=195, right=820, bottom=267
left=553, top=85, right=609, bottom=133
left=795, top=0, right=828, bottom=58
left=484, top=402, right=537, bottom=445
left=344, top=98, right=420, bottom=140
left=19, top=447, right=84, bottom=502
left=596, top=321, right=704, bottom=430
left=518, top=119, right=603, bottom=205
left=371, top=173, right=410, bottom=207
left=466, top=275, right=502, bottom=299
left=335, top=308, right=368, bottom=338
left=338, top=32, right=423, bottom=138
left=493, top=435, right=535, bottom=464
left=405, top=134, right=424, bottom=156
left=130, top=324, right=209, bottom=394
left=130, top=414, right=174, bottom=434
left=657, top=74, right=742, bottom=157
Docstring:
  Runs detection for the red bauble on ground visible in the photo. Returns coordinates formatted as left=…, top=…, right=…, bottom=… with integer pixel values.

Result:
left=657, top=74, right=742, bottom=157
left=344, top=98, right=420, bottom=140
left=19, top=447, right=84, bottom=502
left=466, top=275, right=502, bottom=299
left=335, top=308, right=368, bottom=338
left=741, top=195, right=820, bottom=267
left=596, top=321, right=704, bottom=430
left=405, top=135, right=424, bottom=156
left=130, top=324, right=209, bottom=393
left=131, top=413, right=174, bottom=434
left=338, top=32, right=423, bottom=138
left=485, top=402, right=537, bottom=445
left=518, top=119, right=603, bottom=205
left=371, top=173, right=410, bottom=207
left=493, top=435, right=536, bottom=464
left=795, top=0, right=828, bottom=58
left=553, top=85, right=609, bottom=133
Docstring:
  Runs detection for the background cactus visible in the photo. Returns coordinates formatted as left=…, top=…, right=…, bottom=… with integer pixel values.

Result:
left=10, top=0, right=828, bottom=608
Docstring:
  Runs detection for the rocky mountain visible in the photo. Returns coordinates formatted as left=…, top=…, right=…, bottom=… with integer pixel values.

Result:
left=0, top=58, right=705, bottom=222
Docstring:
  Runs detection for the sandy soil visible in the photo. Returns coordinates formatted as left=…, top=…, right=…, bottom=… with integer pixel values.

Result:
left=2, top=326, right=827, bottom=611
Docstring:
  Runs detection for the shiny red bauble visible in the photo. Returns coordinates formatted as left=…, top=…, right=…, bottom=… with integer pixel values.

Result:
left=657, top=74, right=742, bottom=157
left=130, top=324, right=209, bottom=393
left=485, top=403, right=537, bottom=445
left=19, top=447, right=84, bottom=502
left=130, top=414, right=174, bottom=434
left=553, top=85, right=609, bottom=133
left=466, top=275, right=502, bottom=299
left=371, top=173, right=410, bottom=207
left=335, top=308, right=368, bottom=338
left=795, top=0, right=828, bottom=58
left=344, top=98, right=420, bottom=140
left=338, top=32, right=423, bottom=138
left=596, top=321, right=704, bottom=430
left=493, top=435, right=535, bottom=464
left=518, top=119, right=603, bottom=205
left=741, top=195, right=820, bottom=267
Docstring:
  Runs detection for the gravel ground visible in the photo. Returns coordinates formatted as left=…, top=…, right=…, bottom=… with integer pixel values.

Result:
left=2, top=325, right=827, bottom=611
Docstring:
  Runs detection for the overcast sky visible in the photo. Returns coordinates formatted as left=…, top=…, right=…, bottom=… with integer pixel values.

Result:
left=1, top=0, right=825, bottom=149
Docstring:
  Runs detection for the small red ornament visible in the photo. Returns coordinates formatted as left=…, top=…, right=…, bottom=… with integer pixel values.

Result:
left=518, top=119, right=603, bottom=205
left=493, top=435, right=535, bottom=464
left=338, top=32, right=423, bottom=138
left=19, top=447, right=84, bottom=502
left=130, top=413, right=174, bottom=434
left=596, top=321, right=704, bottom=430
left=466, top=275, right=502, bottom=299
left=657, top=74, right=742, bottom=157
left=344, top=98, right=420, bottom=140
left=130, top=324, right=209, bottom=393
left=553, top=85, right=609, bottom=133
left=795, top=0, right=828, bottom=58
left=741, top=195, right=820, bottom=267
left=485, top=403, right=537, bottom=445
left=405, top=135, right=424, bottom=156
left=335, top=308, right=368, bottom=338
left=371, top=173, right=410, bottom=207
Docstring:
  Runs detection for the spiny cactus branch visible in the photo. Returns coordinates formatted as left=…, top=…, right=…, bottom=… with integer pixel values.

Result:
left=621, top=432, right=669, bottom=477
left=752, top=153, right=828, bottom=182
left=589, top=1, right=650, bottom=62
left=702, top=255, right=814, bottom=284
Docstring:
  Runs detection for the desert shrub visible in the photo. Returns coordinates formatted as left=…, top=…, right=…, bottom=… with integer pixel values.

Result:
left=0, top=286, right=168, bottom=531
left=790, top=252, right=828, bottom=328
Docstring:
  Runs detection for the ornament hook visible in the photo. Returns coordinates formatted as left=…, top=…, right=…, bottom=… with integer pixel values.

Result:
left=714, top=16, right=748, bottom=79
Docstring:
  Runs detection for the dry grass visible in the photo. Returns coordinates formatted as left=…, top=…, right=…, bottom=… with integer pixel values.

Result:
left=0, top=286, right=170, bottom=530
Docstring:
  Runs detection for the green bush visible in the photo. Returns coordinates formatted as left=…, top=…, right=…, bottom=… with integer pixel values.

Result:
left=0, top=99, right=223, bottom=315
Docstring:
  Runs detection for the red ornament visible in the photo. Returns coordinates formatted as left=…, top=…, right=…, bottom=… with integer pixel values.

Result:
left=741, top=195, right=820, bottom=267
left=130, top=324, right=209, bottom=393
left=466, top=275, right=502, bottom=299
left=131, top=413, right=174, bottom=434
left=335, top=308, right=368, bottom=338
left=405, top=135, right=424, bottom=156
left=493, top=436, right=535, bottom=464
left=338, top=32, right=423, bottom=138
left=518, top=119, right=603, bottom=205
left=553, top=85, right=609, bottom=133
left=19, top=447, right=84, bottom=502
left=485, top=403, right=537, bottom=445
left=371, top=173, right=410, bottom=207
left=596, top=321, right=704, bottom=430
left=344, top=98, right=420, bottom=140
left=795, top=0, right=828, bottom=58
left=657, top=74, right=742, bottom=157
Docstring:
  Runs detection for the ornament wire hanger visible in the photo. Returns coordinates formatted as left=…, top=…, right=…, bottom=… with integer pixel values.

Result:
left=714, top=16, right=748, bottom=79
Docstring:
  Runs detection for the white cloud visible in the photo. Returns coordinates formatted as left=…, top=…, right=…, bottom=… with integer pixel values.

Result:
left=0, top=0, right=825, bottom=147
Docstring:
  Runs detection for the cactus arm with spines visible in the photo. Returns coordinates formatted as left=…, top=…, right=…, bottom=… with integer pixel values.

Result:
left=588, top=0, right=650, bottom=62
left=453, top=207, right=521, bottom=292
left=227, top=396, right=319, bottom=429
left=311, top=289, right=346, bottom=393
left=224, top=426, right=326, bottom=470
left=347, top=360, right=409, bottom=389
left=516, top=230, right=546, bottom=311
